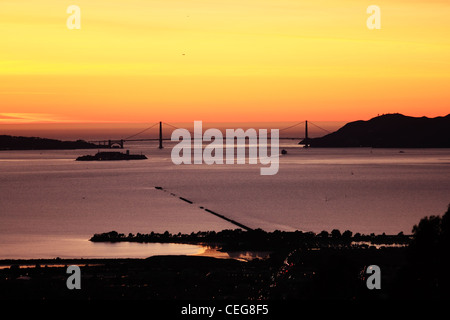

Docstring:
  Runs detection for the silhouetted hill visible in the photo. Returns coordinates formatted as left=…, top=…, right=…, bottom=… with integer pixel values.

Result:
left=0, top=135, right=99, bottom=150
left=300, top=114, right=450, bottom=148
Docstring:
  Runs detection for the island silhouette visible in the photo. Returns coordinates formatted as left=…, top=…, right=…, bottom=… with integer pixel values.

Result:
left=76, top=150, right=147, bottom=161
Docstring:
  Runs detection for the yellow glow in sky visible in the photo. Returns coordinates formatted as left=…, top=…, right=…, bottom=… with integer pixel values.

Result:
left=0, top=0, right=449, bottom=123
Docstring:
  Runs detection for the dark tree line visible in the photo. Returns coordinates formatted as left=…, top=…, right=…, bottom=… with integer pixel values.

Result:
left=395, top=204, right=450, bottom=299
left=90, top=227, right=411, bottom=251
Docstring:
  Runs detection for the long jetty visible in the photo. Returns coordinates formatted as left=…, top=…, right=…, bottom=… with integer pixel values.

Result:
left=154, top=186, right=253, bottom=231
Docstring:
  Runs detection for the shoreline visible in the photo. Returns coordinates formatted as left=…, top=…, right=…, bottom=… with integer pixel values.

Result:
left=89, top=229, right=412, bottom=251
left=0, top=228, right=411, bottom=265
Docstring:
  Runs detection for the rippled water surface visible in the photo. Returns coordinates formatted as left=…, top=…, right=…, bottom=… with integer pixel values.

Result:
left=1, top=142, right=449, bottom=258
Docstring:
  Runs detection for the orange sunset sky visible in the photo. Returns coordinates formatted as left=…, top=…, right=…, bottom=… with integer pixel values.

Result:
left=0, top=0, right=449, bottom=127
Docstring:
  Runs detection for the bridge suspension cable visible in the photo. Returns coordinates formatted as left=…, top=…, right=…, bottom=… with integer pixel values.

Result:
left=117, top=120, right=330, bottom=146
left=163, top=122, right=200, bottom=137
left=165, top=121, right=310, bottom=138
left=162, top=122, right=181, bottom=130
left=277, top=121, right=305, bottom=132
left=308, top=121, right=333, bottom=135
left=123, top=122, right=159, bottom=140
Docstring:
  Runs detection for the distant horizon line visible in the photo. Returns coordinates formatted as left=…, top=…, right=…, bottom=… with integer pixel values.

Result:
left=2, top=113, right=448, bottom=141
left=1, top=112, right=448, bottom=127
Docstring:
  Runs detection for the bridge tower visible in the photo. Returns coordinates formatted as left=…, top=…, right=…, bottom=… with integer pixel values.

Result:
left=304, top=120, right=309, bottom=148
left=159, top=121, right=163, bottom=149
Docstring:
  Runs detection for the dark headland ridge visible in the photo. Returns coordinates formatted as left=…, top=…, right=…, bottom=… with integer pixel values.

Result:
left=300, top=113, right=450, bottom=148
left=0, top=135, right=99, bottom=150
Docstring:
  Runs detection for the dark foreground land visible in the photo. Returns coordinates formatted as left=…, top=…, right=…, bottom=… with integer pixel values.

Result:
left=0, top=233, right=448, bottom=301
left=1, top=205, right=449, bottom=301
left=0, top=248, right=409, bottom=301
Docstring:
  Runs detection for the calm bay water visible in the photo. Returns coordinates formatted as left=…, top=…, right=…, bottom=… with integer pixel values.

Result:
left=1, top=141, right=449, bottom=259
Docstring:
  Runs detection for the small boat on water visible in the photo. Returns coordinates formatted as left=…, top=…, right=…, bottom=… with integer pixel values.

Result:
left=76, top=150, right=147, bottom=161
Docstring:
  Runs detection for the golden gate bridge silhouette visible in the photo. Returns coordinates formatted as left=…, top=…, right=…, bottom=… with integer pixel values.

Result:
left=88, top=121, right=332, bottom=149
